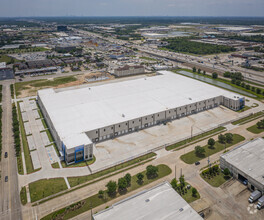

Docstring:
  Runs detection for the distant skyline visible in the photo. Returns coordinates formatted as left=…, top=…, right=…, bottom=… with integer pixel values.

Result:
left=0, top=0, right=264, bottom=17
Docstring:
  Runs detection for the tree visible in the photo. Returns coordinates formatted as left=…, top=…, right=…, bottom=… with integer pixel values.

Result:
left=118, top=177, right=127, bottom=191
left=208, top=138, right=215, bottom=149
left=257, top=119, right=264, bottom=129
left=146, top=165, right=158, bottom=179
left=124, top=173, right=131, bottom=186
left=193, top=67, right=196, bottom=72
left=212, top=72, right=218, bottom=79
left=179, top=175, right=185, bottom=188
left=136, top=173, right=144, bottom=184
left=225, top=133, right=233, bottom=143
left=106, top=181, right=117, bottom=196
left=203, top=70, right=206, bottom=75
left=218, top=134, right=226, bottom=144
left=245, top=84, right=250, bottom=90
left=256, top=88, right=261, bottom=94
left=192, top=187, right=198, bottom=197
left=98, top=190, right=104, bottom=198
left=195, top=145, right=205, bottom=156
left=170, top=178, right=178, bottom=189
left=223, top=168, right=230, bottom=176
left=198, top=68, right=201, bottom=74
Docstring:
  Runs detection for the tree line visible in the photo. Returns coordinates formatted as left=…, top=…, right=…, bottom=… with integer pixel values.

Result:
left=12, top=104, right=21, bottom=157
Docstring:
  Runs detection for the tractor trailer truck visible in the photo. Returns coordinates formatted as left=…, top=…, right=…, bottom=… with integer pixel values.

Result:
left=248, top=190, right=262, bottom=203
left=257, top=196, right=264, bottom=209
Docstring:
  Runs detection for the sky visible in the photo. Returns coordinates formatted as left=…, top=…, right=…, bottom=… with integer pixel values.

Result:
left=0, top=0, right=264, bottom=17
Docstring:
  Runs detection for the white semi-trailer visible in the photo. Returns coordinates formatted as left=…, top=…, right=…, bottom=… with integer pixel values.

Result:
left=248, top=190, right=262, bottom=203
left=257, top=196, right=264, bottom=209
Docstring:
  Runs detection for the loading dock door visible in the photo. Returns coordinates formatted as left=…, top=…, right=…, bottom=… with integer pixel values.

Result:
left=238, top=173, right=247, bottom=183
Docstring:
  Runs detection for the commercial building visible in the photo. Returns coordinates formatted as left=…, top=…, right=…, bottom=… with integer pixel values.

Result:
left=93, top=181, right=202, bottom=220
left=220, top=138, right=264, bottom=193
left=114, top=65, right=145, bottom=77
left=37, top=71, right=244, bottom=164
left=15, top=67, right=57, bottom=76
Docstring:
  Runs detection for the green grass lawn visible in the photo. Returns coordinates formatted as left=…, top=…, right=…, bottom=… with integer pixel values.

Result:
left=20, top=186, right=27, bottom=205
left=41, top=164, right=171, bottom=220
left=237, top=105, right=251, bottom=113
left=51, top=162, right=60, bottom=169
left=29, top=178, right=68, bottom=203
left=179, top=182, right=200, bottom=203
left=247, top=124, right=264, bottom=134
left=68, top=152, right=157, bottom=187
left=61, top=156, right=96, bottom=168
left=15, top=76, right=77, bottom=96
left=232, top=112, right=264, bottom=125
left=201, top=171, right=231, bottom=187
left=139, top=56, right=158, bottom=61
left=0, top=54, right=19, bottom=63
left=17, top=102, right=34, bottom=174
left=166, top=126, right=226, bottom=151
left=180, top=134, right=245, bottom=164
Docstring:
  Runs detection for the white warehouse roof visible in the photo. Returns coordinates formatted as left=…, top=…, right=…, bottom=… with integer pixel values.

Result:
left=93, top=181, right=202, bottom=220
left=221, top=138, right=264, bottom=187
left=38, top=70, right=243, bottom=148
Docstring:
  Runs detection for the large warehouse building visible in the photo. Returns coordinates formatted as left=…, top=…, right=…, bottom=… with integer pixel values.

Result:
left=220, top=138, right=264, bottom=193
left=93, top=181, right=202, bottom=220
left=38, top=70, right=245, bottom=164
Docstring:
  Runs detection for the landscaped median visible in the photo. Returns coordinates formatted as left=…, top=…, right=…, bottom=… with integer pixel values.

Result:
left=40, top=164, right=171, bottom=220
left=180, top=134, right=245, bottom=164
left=247, top=119, right=264, bottom=134
left=231, top=111, right=264, bottom=125
left=20, top=186, right=27, bottom=205
left=200, top=165, right=231, bottom=187
left=166, top=126, right=226, bottom=151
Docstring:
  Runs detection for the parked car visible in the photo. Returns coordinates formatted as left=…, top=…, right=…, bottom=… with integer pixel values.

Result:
left=5, top=176, right=8, bottom=182
left=243, top=180, right=248, bottom=185
left=4, top=152, right=8, bottom=158
left=195, top=161, right=200, bottom=166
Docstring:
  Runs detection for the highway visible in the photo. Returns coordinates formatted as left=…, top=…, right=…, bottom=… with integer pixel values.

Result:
left=0, top=81, right=22, bottom=220
left=72, top=27, right=264, bottom=84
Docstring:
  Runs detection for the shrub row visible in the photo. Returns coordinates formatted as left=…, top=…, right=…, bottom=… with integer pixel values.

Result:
left=12, top=104, right=21, bottom=156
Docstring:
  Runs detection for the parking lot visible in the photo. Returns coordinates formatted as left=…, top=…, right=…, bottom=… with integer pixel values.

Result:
left=90, top=106, right=238, bottom=172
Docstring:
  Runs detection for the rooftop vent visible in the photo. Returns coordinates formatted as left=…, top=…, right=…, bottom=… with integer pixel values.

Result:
left=89, top=87, right=91, bottom=90
left=145, top=199, right=150, bottom=203
left=179, top=208, right=184, bottom=212
left=122, top=114, right=125, bottom=117
left=189, top=98, right=192, bottom=100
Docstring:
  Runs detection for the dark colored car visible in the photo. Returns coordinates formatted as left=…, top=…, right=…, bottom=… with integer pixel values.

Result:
left=4, top=152, right=8, bottom=158
left=5, top=176, right=8, bottom=182
left=195, top=161, right=200, bottom=166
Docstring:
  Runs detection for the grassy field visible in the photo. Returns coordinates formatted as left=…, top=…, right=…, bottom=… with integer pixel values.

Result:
left=247, top=124, right=264, bottom=134
left=29, top=178, right=68, bottom=203
left=41, top=164, right=171, bottom=220
left=139, top=56, right=158, bottom=61
left=61, top=157, right=96, bottom=168
left=15, top=76, right=77, bottom=97
left=0, top=54, right=19, bottom=63
left=17, top=102, right=34, bottom=174
left=179, top=182, right=200, bottom=203
left=166, top=127, right=226, bottom=151
left=180, top=134, right=245, bottom=164
left=232, top=112, right=264, bottom=125
left=20, top=186, right=27, bottom=205
left=68, top=152, right=157, bottom=187
left=237, top=105, right=251, bottom=113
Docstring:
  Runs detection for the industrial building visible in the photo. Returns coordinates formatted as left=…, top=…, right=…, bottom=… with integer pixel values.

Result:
left=37, top=70, right=244, bottom=164
left=220, top=138, right=264, bottom=193
left=93, top=181, right=202, bottom=220
left=114, top=65, right=145, bottom=77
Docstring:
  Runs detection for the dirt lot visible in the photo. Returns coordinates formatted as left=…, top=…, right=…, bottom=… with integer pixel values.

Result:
left=16, top=72, right=114, bottom=98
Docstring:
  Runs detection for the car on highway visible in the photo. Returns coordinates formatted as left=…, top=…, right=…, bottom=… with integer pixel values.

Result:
left=5, top=176, right=8, bottom=182
left=4, top=152, right=8, bottom=158
left=195, top=161, right=200, bottom=165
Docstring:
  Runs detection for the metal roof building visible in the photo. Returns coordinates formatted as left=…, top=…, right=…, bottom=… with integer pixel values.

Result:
left=93, top=182, right=202, bottom=220
left=37, top=71, right=244, bottom=164
left=220, top=138, right=264, bottom=193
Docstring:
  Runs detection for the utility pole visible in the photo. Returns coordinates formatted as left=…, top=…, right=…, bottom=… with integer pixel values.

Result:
left=175, top=165, right=176, bottom=180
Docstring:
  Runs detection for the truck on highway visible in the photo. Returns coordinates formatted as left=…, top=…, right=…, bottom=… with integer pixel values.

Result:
left=248, top=190, right=262, bottom=203
left=257, top=195, right=264, bottom=209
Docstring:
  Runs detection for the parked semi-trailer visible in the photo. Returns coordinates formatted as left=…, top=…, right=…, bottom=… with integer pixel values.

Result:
left=257, top=196, right=264, bottom=209
left=248, top=190, right=262, bottom=203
